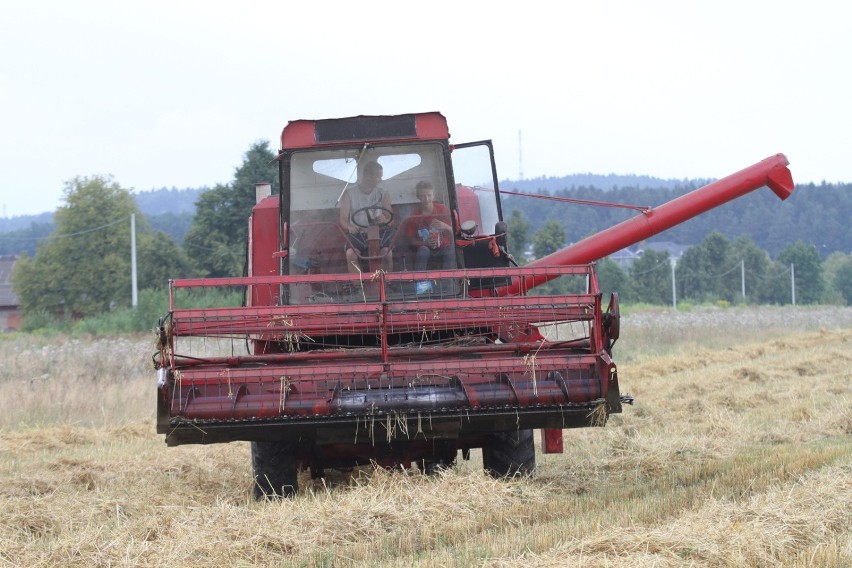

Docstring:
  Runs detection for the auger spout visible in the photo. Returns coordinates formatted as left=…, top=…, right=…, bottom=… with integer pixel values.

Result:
left=503, top=153, right=794, bottom=295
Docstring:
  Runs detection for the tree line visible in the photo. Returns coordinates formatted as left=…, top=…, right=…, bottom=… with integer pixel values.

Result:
left=508, top=212, right=852, bottom=306
left=8, top=140, right=852, bottom=327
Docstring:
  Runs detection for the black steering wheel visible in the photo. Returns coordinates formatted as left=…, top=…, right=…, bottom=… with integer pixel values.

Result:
left=350, top=206, right=394, bottom=229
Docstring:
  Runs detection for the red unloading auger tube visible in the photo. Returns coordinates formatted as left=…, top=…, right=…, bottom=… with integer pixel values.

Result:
left=500, top=153, right=795, bottom=296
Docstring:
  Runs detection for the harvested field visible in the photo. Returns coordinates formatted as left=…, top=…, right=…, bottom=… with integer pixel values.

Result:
left=0, top=305, right=850, bottom=567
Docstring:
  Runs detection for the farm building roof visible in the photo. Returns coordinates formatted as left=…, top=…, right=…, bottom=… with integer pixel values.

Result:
left=0, top=256, right=20, bottom=308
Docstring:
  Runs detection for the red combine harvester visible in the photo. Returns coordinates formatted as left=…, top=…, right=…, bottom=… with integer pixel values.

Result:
left=155, top=112, right=794, bottom=498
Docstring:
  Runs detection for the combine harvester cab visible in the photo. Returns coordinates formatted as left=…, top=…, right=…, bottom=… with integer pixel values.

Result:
left=155, top=112, right=794, bottom=499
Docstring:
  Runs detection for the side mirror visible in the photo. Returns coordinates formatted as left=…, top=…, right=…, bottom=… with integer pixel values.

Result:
left=494, top=221, right=508, bottom=249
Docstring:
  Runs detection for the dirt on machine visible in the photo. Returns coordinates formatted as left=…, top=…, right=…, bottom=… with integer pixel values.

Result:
left=154, top=112, right=795, bottom=499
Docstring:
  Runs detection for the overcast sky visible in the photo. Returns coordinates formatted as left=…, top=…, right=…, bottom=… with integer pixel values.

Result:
left=1, top=0, right=849, bottom=217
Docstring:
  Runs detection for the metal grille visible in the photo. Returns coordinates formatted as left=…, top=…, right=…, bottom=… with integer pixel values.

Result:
left=160, top=266, right=609, bottom=422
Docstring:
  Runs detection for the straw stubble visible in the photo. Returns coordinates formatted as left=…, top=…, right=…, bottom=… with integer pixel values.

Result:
left=0, top=305, right=850, bottom=567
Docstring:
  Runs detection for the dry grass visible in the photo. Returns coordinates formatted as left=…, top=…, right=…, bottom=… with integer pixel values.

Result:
left=0, top=306, right=850, bottom=567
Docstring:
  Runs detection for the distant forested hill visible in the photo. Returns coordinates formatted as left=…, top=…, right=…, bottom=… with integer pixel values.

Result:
left=0, top=212, right=54, bottom=233
left=134, top=187, right=204, bottom=215
left=499, top=173, right=714, bottom=193
left=0, top=187, right=203, bottom=256
left=134, top=187, right=204, bottom=244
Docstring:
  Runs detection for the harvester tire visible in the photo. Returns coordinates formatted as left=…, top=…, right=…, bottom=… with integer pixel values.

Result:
left=251, top=441, right=297, bottom=500
left=483, top=429, right=535, bottom=478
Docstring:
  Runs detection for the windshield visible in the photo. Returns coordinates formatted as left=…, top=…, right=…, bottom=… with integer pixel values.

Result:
left=286, top=143, right=453, bottom=279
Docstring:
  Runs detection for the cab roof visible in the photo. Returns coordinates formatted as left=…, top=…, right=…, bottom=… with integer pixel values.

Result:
left=280, top=112, right=449, bottom=150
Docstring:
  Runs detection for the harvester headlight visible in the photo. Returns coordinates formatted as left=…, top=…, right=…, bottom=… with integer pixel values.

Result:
left=460, top=220, right=477, bottom=238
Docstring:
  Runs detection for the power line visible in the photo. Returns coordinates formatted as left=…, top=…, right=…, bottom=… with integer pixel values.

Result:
left=498, top=188, right=651, bottom=213
left=683, top=260, right=742, bottom=280
left=713, top=262, right=742, bottom=278
left=763, top=264, right=792, bottom=281
left=0, top=216, right=128, bottom=242
left=630, top=258, right=669, bottom=276
left=182, top=241, right=243, bottom=258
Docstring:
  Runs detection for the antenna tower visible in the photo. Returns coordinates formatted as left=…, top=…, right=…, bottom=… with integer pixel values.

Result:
left=518, top=130, right=524, bottom=180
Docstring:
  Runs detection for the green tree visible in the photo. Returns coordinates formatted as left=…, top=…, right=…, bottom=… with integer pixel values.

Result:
left=507, top=209, right=531, bottom=262
left=778, top=240, right=825, bottom=304
left=12, top=176, right=140, bottom=317
left=181, top=183, right=244, bottom=277
left=757, top=261, right=793, bottom=305
left=531, top=220, right=565, bottom=260
left=830, top=255, right=852, bottom=305
left=183, top=140, right=279, bottom=277
left=136, top=231, right=193, bottom=290
left=596, top=258, right=632, bottom=302
left=630, top=249, right=671, bottom=305
left=726, top=235, right=771, bottom=304
left=677, top=232, right=731, bottom=302
left=758, top=241, right=825, bottom=305
left=823, top=252, right=852, bottom=305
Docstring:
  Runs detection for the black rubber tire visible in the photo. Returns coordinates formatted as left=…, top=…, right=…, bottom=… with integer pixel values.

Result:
left=420, top=456, right=456, bottom=476
left=482, top=429, right=536, bottom=478
left=251, top=441, right=298, bottom=500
